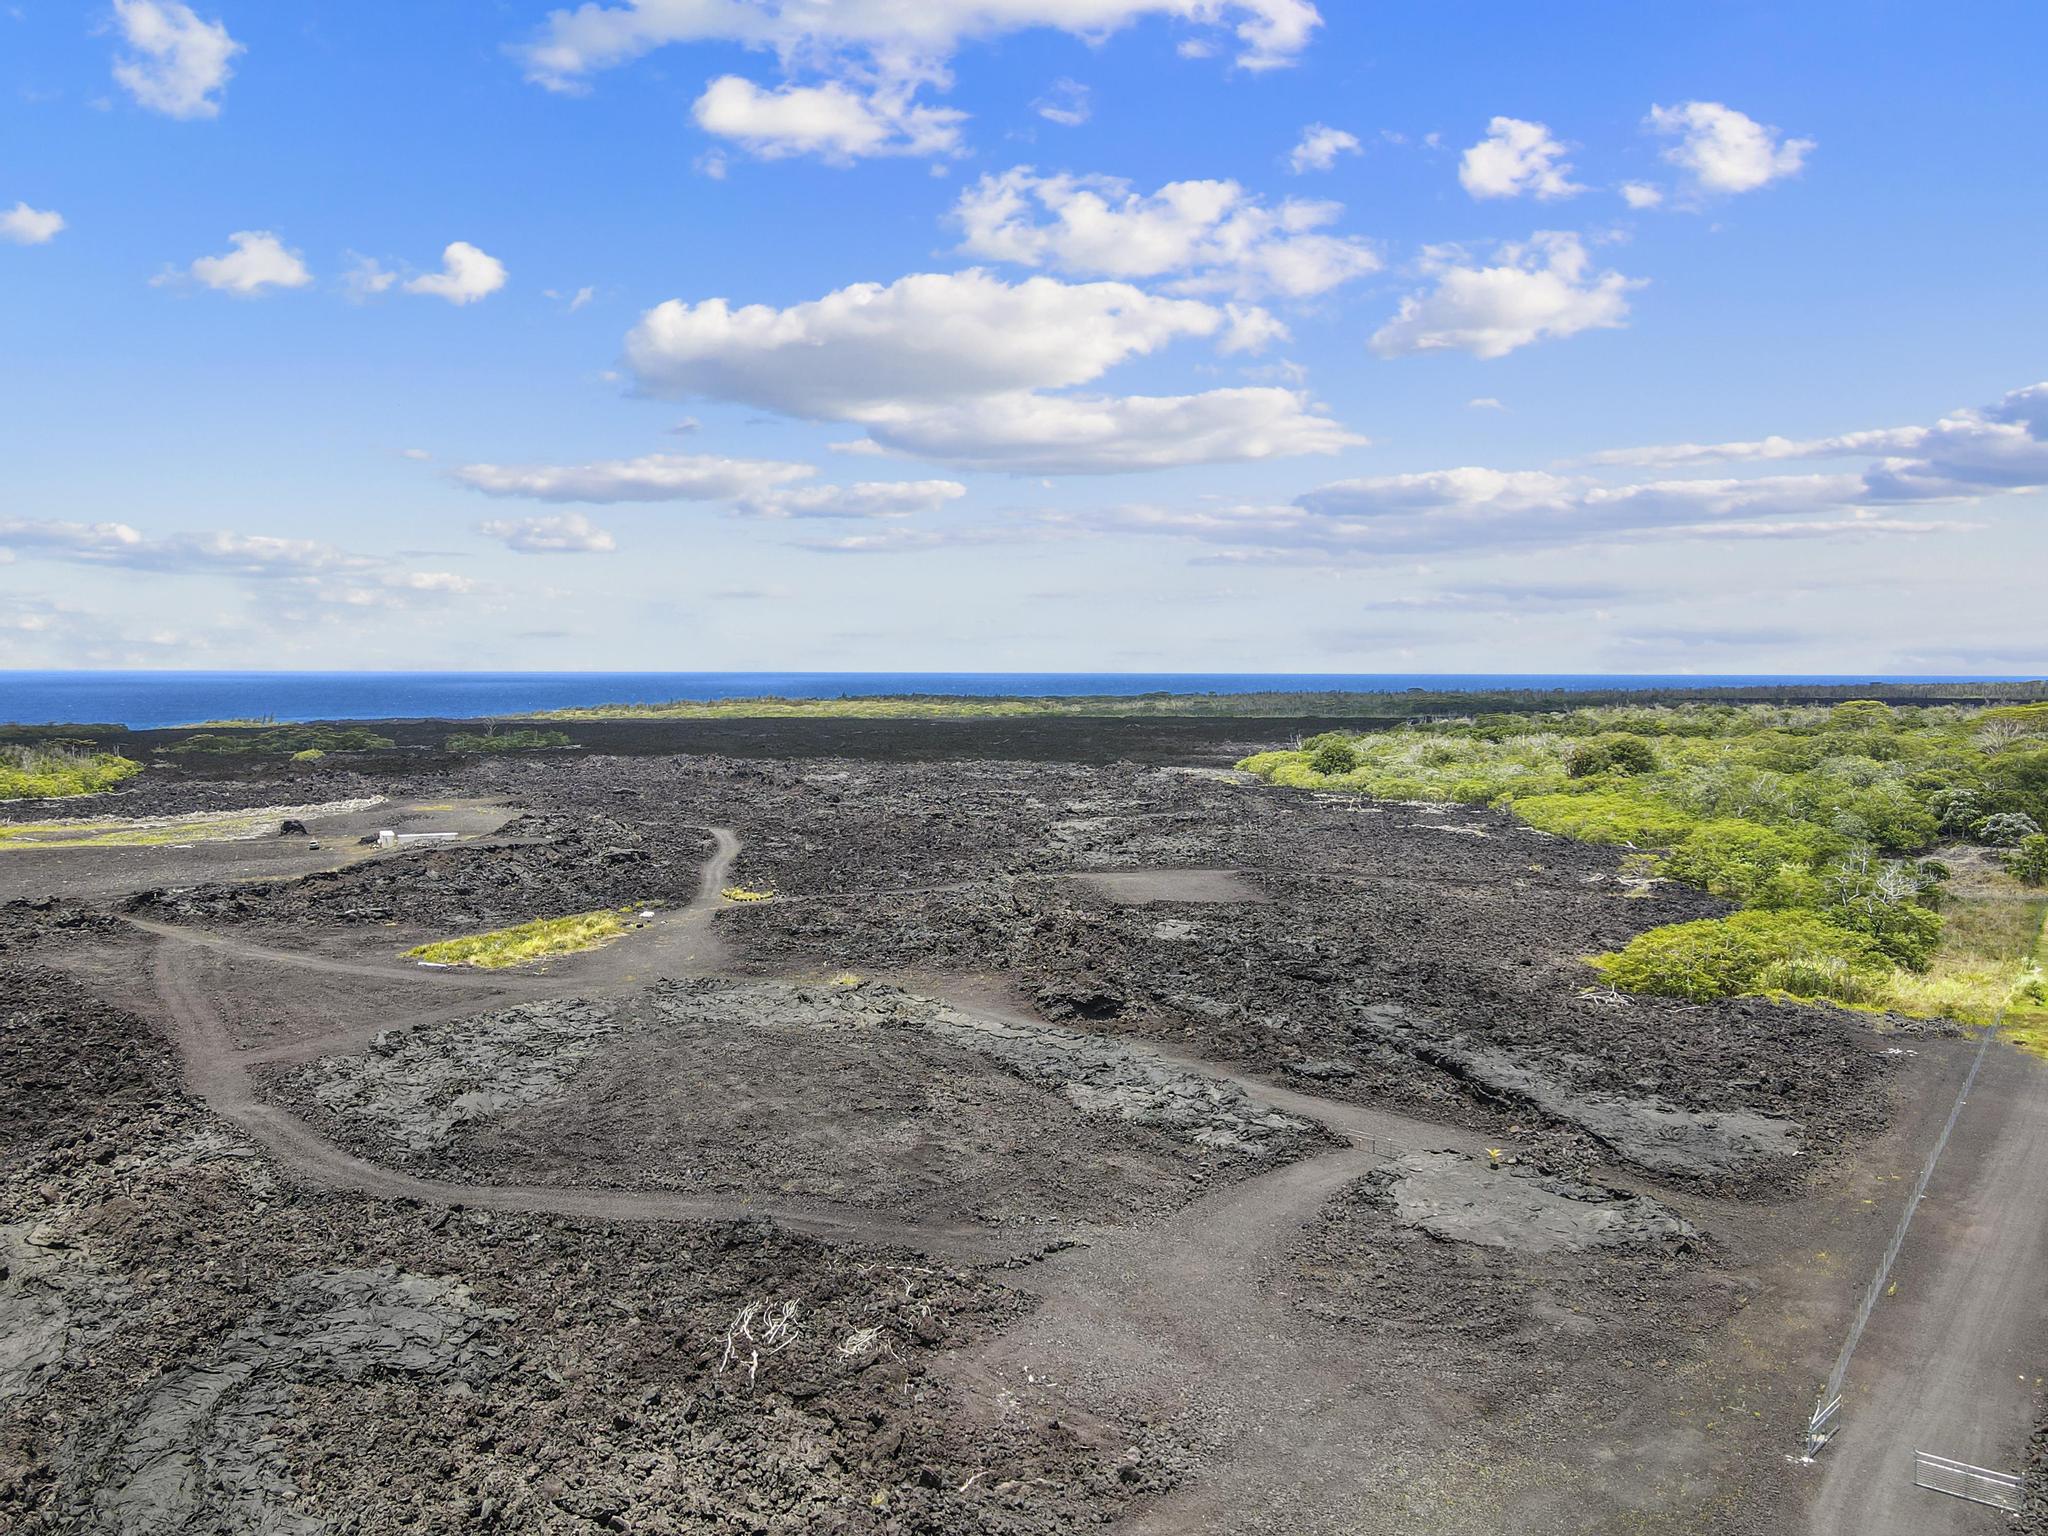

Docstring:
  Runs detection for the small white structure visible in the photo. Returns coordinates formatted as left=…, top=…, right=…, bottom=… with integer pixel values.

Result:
left=377, top=829, right=397, bottom=848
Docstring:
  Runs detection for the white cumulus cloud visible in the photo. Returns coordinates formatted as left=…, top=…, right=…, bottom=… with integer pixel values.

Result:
left=623, top=268, right=1354, bottom=473
left=1289, top=123, right=1360, bottom=174
left=626, top=269, right=1224, bottom=417
left=403, top=241, right=508, bottom=305
left=479, top=512, right=618, bottom=553
left=1458, top=117, right=1582, bottom=200
left=859, top=387, right=1361, bottom=474
left=1, top=202, right=65, bottom=245
left=1369, top=232, right=1639, bottom=359
left=952, top=169, right=1379, bottom=298
left=1647, top=101, right=1813, bottom=195
left=164, top=231, right=313, bottom=296
left=692, top=76, right=965, bottom=161
left=1619, top=181, right=1663, bottom=210
left=111, top=0, right=241, bottom=119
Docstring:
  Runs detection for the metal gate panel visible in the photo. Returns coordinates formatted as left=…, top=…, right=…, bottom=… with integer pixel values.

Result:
left=1914, top=1451, right=2022, bottom=1512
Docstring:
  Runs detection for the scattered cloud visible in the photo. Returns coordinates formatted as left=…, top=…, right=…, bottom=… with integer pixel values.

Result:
left=1458, top=116, right=1582, bottom=200
left=403, top=241, right=508, bottom=305
left=342, top=253, right=397, bottom=301
left=1086, top=379, right=2048, bottom=563
left=1468, top=396, right=1506, bottom=411
left=400, top=448, right=432, bottom=461
left=1289, top=123, right=1359, bottom=174
left=159, top=230, right=313, bottom=295
left=1647, top=101, right=1813, bottom=196
left=456, top=452, right=815, bottom=504
left=952, top=169, right=1379, bottom=298
left=516, top=2, right=1323, bottom=93
left=111, top=0, right=240, bottom=119
left=692, top=76, right=965, bottom=162
left=479, top=512, right=618, bottom=553
left=516, top=2, right=1318, bottom=163
left=1619, top=181, right=1663, bottom=210
left=1582, top=426, right=1929, bottom=470
left=0, top=517, right=389, bottom=578
left=1369, top=232, right=1640, bottom=359
left=742, top=480, right=967, bottom=519
left=1, top=201, right=64, bottom=244
left=1096, top=470, right=1972, bottom=565
left=1033, top=78, right=1091, bottom=127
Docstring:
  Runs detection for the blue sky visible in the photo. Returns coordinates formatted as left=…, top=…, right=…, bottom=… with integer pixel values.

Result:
left=2, top=0, right=2043, bottom=674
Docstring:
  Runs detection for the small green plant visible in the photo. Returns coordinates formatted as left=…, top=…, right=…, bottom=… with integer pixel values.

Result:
left=291, top=748, right=326, bottom=762
left=721, top=885, right=774, bottom=902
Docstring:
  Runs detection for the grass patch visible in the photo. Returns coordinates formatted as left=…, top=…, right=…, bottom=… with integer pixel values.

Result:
left=721, top=885, right=773, bottom=902
left=444, top=728, right=573, bottom=753
left=404, top=908, right=642, bottom=969
left=0, top=744, right=143, bottom=800
left=0, top=797, right=384, bottom=849
left=1891, top=891, right=2048, bottom=1035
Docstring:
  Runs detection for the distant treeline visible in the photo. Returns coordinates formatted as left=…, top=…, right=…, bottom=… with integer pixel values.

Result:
left=524, top=681, right=2048, bottom=722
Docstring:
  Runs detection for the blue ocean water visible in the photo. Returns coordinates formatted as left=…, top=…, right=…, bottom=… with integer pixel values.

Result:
left=1, top=671, right=2033, bottom=731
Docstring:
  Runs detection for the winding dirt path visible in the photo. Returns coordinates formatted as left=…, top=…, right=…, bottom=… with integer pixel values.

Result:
left=125, top=820, right=1551, bottom=1531
left=133, top=823, right=1463, bottom=1268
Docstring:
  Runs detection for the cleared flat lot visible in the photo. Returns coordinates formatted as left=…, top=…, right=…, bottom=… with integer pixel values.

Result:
left=1071, top=867, right=1268, bottom=904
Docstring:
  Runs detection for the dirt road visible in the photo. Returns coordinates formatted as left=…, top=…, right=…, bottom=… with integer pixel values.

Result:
left=1809, top=1042, right=2048, bottom=1532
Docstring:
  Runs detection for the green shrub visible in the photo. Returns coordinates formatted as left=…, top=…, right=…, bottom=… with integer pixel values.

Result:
left=1828, top=699, right=1897, bottom=731
left=1509, top=790, right=1699, bottom=847
left=1661, top=819, right=1819, bottom=905
left=1929, top=787, right=1985, bottom=836
left=1591, top=911, right=1893, bottom=1004
left=1307, top=737, right=1360, bottom=776
left=2010, top=835, right=2048, bottom=888
left=291, top=748, right=326, bottom=762
left=1567, top=733, right=1658, bottom=778
left=1976, top=812, right=2043, bottom=847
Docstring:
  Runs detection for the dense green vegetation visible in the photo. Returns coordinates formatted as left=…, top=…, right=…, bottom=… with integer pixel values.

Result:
left=526, top=681, right=2048, bottom=724
left=1241, top=701, right=2048, bottom=1018
left=169, top=725, right=397, bottom=755
left=444, top=728, right=573, bottom=753
left=0, top=744, right=143, bottom=800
